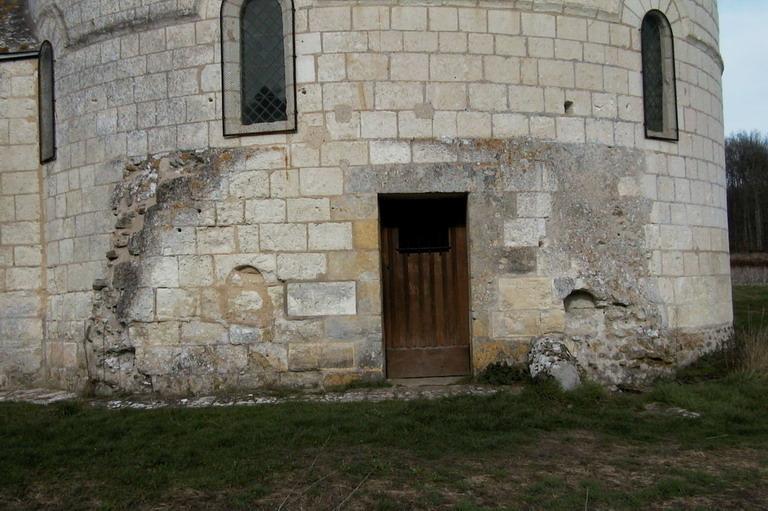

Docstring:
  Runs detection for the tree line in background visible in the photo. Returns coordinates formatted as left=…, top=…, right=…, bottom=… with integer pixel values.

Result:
left=726, top=131, right=768, bottom=254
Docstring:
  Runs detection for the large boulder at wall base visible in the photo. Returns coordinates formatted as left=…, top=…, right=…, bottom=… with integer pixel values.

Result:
left=528, top=334, right=582, bottom=391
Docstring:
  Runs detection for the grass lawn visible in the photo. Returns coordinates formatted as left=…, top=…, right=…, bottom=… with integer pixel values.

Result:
left=1, top=288, right=768, bottom=510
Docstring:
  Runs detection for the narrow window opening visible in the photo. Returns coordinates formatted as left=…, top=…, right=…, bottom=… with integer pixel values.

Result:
left=38, top=41, right=56, bottom=163
left=221, top=0, right=296, bottom=136
left=641, top=11, right=678, bottom=141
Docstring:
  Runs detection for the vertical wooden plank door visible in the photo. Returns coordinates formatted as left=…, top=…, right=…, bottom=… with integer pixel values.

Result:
left=380, top=196, right=471, bottom=378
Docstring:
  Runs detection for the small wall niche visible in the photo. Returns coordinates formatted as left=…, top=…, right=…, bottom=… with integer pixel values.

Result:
left=564, top=290, right=603, bottom=337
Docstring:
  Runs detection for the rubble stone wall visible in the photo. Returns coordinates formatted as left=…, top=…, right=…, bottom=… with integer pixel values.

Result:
left=8, top=0, right=730, bottom=393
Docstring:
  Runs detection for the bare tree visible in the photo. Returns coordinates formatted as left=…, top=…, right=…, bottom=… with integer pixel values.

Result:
left=726, top=131, right=768, bottom=253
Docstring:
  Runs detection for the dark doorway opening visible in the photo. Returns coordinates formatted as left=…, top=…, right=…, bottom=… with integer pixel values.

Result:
left=379, top=195, right=471, bottom=378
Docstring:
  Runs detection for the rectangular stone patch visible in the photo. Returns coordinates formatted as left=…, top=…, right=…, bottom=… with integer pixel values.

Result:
left=286, top=282, right=356, bottom=317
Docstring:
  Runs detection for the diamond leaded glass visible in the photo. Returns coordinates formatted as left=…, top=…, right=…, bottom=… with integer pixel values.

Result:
left=641, top=11, right=677, bottom=140
left=240, top=0, right=287, bottom=125
left=642, top=16, right=664, bottom=134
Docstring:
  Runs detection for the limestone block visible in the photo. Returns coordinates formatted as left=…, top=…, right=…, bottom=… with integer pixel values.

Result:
left=493, top=114, right=529, bottom=137
left=324, top=32, right=367, bottom=53
left=1, top=222, right=40, bottom=245
left=459, top=8, right=487, bottom=32
left=237, top=225, right=260, bottom=253
left=129, top=321, right=180, bottom=346
left=361, top=111, right=398, bottom=139
left=249, top=342, right=288, bottom=371
left=439, top=33, right=467, bottom=53
left=287, top=198, right=331, bottom=222
left=508, top=85, right=544, bottom=113
left=296, top=32, right=321, bottom=56
left=521, top=13, right=555, bottom=37
left=430, top=55, right=483, bottom=82
left=178, top=255, right=214, bottom=287
left=539, top=60, right=574, bottom=88
left=156, top=288, right=198, bottom=320
left=370, top=141, right=411, bottom=164
left=145, top=257, right=179, bottom=287
left=5, top=267, right=41, bottom=290
left=426, top=83, right=466, bottom=111
left=504, top=218, right=545, bottom=247
left=516, top=193, right=552, bottom=218
left=319, top=343, right=354, bottom=369
left=556, top=117, right=585, bottom=144
left=470, top=34, right=495, bottom=55
left=245, top=199, right=286, bottom=223
left=287, top=343, right=320, bottom=371
left=321, top=141, right=369, bottom=166
left=484, top=56, right=521, bottom=84
left=180, top=321, right=228, bottom=345
left=308, top=222, right=353, bottom=250
left=392, top=7, right=427, bottom=30
left=347, top=54, right=389, bottom=81
left=330, top=194, right=378, bottom=221
left=391, top=53, right=429, bottom=82
left=488, top=10, right=520, bottom=35
left=457, top=112, right=491, bottom=138
left=375, top=83, right=423, bottom=110
left=286, top=282, right=357, bottom=316
left=317, top=54, right=346, bottom=82
left=469, top=83, right=507, bottom=111
left=586, top=119, right=615, bottom=145
left=528, top=35, right=553, bottom=57
left=296, top=56, right=315, bottom=84
left=353, top=6, right=390, bottom=30
left=127, top=288, right=155, bottom=322
left=557, top=16, right=587, bottom=41
left=300, top=168, right=344, bottom=196
left=322, top=83, right=374, bottom=111
left=368, top=32, right=403, bottom=53
left=499, top=277, right=553, bottom=310
left=229, top=171, right=270, bottom=199
left=398, top=112, right=433, bottom=139
left=491, top=310, right=540, bottom=337
left=277, top=253, right=327, bottom=280
left=412, top=141, right=457, bottom=163
left=429, top=7, right=458, bottom=31
left=197, top=227, right=236, bottom=254
left=310, top=7, right=351, bottom=32
left=404, top=32, right=436, bottom=52
left=260, top=224, right=307, bottom=252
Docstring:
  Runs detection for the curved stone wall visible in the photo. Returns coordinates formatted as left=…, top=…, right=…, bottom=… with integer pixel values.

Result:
left=18, top=0, right=729, bottom=393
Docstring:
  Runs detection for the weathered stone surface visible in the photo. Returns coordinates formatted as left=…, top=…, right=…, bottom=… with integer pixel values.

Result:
left=528, top=334, right=581, bottom=391
left=286, top=282, right=357, bottom=317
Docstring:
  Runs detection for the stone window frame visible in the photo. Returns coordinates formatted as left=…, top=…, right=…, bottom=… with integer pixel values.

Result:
left=640, top=10, right=679, bottom=142
left=220, top=0, right=296, bottom=137
left=38, top=40, right=56, bottom=163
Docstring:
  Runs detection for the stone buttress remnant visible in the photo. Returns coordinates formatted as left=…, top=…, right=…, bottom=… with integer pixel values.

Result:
left=0, top=0, right=731, bottom=394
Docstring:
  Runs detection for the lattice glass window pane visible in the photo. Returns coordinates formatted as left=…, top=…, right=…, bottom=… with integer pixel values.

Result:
left=240, top=0, right=287, bottom=125
left=642, top=16, right=664, bottom=134
left=39, top=41, right=56, bottom=163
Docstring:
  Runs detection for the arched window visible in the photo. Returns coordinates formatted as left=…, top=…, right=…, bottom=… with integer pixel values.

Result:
left=641, top=10, right=678, bottom=141
left=39, top=41, right=56, bottom=162
left=221, top=0, right=295, bottom=136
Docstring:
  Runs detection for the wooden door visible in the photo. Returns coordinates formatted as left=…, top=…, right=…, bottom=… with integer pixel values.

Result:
left=380, top=196, right=471, bottom=378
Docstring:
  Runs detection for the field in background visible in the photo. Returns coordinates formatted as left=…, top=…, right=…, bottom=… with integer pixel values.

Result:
left=1, top=287, right=767, bottom=510
left=732, top=284, right=768, bottom=331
